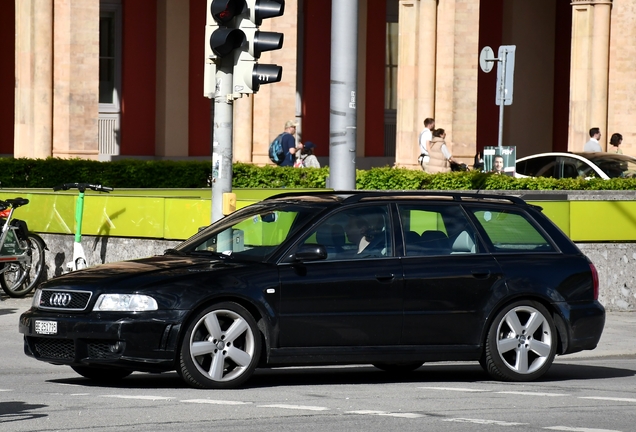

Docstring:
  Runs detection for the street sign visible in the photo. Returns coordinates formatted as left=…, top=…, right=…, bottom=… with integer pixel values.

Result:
left=495, top=45, right=516, bottom=106
left=479, top=46, right=495, bottom=73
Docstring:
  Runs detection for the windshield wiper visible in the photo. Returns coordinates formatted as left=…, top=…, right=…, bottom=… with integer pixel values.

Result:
left=189, top=250, right=233, bottom=259
left=164, top=248, right=187, bottom=256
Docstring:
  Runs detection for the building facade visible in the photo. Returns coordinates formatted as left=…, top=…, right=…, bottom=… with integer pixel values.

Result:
left=2, top=0, right=633, bottom=169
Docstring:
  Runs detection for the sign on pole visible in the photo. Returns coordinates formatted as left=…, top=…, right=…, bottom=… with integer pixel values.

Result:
left=495, top=45, right=516, bottom=106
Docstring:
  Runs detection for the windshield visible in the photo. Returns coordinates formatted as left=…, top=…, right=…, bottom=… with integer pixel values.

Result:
left=577, top=153, right=636, bottom=179
left=173, top=202, right=324, bottom=262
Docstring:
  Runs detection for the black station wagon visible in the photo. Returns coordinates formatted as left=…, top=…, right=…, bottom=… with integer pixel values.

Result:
left=19, top=191, right=605, bottom=388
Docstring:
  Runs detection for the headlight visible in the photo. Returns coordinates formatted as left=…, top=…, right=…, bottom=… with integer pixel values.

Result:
left=93, top=294, right=158, bottom=312
left=32, top=288, right=42, bottom=308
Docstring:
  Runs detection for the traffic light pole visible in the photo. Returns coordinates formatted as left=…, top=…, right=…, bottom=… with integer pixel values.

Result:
left=329, top=0, right=358, bottom=191
left=211, top=56, right=234, bottom=223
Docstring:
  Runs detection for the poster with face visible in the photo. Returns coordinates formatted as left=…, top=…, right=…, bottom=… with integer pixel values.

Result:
left=483, top=146, right=516, bottom=176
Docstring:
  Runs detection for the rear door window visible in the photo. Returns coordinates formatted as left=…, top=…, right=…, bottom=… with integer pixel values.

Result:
left=397, top=204, right=481, bottom=256
left=468, top=208, right=555, bottom=253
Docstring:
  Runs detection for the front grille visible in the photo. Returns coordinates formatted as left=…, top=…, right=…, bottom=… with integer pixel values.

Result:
left=31, top=337, right=74, bottom=360
left=38, top=289, right=92, bottom=311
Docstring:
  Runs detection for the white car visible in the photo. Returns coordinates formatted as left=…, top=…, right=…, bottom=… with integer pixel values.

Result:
left=516, top=152, right=636, bottom=180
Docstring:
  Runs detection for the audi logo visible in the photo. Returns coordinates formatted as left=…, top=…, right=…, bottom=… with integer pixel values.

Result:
left=50, top=293, right=72, bottom=307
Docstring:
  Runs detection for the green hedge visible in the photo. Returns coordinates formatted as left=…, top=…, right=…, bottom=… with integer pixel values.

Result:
left=1, top=158, right=635, bottom=190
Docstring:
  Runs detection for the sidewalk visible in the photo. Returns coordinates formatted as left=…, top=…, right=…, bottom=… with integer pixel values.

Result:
left=1, top=296, right=634, bottom=359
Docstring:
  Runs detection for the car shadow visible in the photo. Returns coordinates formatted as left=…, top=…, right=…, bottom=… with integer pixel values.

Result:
left=48, top=360, right=636, bottom=390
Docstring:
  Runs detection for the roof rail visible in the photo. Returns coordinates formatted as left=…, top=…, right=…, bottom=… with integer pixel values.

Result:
left=266, top=190, right=527, bottom=206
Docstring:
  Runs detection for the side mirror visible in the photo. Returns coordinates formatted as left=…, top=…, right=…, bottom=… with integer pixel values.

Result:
left=294, top=244, right=328, bottom=262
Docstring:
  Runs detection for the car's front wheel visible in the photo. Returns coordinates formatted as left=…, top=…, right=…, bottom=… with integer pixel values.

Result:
left=179, top=302, right=261, bottom=389
left=483, top=300, right=557, bottom=381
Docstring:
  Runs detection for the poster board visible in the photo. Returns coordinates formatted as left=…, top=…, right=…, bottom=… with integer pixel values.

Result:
left=483, top=146, right=516, bottom=176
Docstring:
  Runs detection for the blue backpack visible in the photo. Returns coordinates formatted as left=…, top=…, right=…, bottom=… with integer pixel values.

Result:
left=269, top=133, right=286, bottom=165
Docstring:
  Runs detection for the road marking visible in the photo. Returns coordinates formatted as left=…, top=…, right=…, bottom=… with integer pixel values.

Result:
left=346, top=410, right=424, bottom=419
left=419, top=386, right=490, bottom=392
left=70, top=393, right=90, bottom=396
left=497, top=391, right=570, bottom=397
left=579, top=396, right=636, bottom=403
left=182, top=399, right=251, bottom=405
left=544, top=427, right=622, bottom=432
left=258, top=404, right=329, bottom=411
left=101, top=395, right=174, bottom=401
left=444, top=418, right=527, bottom=426
left=0, top=389, right=13, bottom=392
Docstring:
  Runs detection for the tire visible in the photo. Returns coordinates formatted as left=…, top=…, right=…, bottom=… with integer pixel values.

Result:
left=0, top=235, right=46, bottom=298
left=71, top=366, right=133, bottom=381
left=373, top=362, right=424, bottom=374
left=484, top=300, right=557, bottom=382
left=179, top=302, right=261, bottom=389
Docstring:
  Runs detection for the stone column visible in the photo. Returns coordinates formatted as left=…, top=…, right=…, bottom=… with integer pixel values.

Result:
left=417, top=0, right=437, bottom=154
left=51, top=0, right=100, bottom=159
left=14, top=0, right=53, bottom=158
left=569, top=0, right=612, bottom=151
left=395, top=0, right=438, bottom=169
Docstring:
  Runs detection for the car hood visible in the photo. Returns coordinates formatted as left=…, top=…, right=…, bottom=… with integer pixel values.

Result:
left=39, top=255, right=257, bottom=291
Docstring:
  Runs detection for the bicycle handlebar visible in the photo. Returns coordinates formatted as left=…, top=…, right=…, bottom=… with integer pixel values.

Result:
left=53, top=183, right=114, bottom=193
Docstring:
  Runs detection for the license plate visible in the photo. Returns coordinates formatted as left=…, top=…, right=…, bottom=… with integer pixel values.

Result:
left=35, top=320, right=57, bottom=335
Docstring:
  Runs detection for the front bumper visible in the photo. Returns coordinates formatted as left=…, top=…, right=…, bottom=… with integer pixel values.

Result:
left=19, top=308, right=188, bottom=372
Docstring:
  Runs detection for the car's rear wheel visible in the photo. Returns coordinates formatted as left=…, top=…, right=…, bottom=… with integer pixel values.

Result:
left=484, top=300, right=556, bottom=381
left=373, top=362, right=424, bottom=373
left=179, top=302, right=261, bottom=389
left=71, top=366, right=133, bottom=381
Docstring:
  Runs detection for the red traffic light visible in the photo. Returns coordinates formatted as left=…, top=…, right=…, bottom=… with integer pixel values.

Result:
left=211, top=0, right=246, bottom=25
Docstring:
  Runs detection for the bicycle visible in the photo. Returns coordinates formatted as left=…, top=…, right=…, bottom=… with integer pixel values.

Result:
left=0, top=198, right=47, bottom=298
left=53, top=183, right=114, bottom=271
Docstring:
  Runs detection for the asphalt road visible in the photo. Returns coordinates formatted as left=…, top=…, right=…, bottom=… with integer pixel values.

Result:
left=2, top=296, right=636, bottom=432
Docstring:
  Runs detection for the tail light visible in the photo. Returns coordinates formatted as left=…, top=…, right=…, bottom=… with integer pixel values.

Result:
left=589, top=262, right=599, bottom=300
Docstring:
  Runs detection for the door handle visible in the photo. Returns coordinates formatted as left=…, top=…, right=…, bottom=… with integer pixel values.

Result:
left=471, top=269, right=491, bottom=279
left=375, top=273, right=395, bottom=282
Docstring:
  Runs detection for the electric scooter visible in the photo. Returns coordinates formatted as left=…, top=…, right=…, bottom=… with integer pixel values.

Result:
left=53, top=183, right=113, bottom=271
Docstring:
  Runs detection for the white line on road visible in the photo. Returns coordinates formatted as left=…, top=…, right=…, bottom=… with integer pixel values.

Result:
left=182, top=399, right=251, bottom=405
left=579, top=396, right=636, bottom=403
left=419, top=386, right=490, bottom=392
left=70, top=393, right=90, bottom=396
left=544, top=427, right=622, bottom=432
left=346, top=410, right=424, bottom=419
left=258, top=404, right=330, bottom=411
left=497, top=391, right=570, bottom=397
left=101, top=395, right=174, bottom=401
left=0, top=389, right=13, bottom=392
left=443, top=418, right=527, bottom=426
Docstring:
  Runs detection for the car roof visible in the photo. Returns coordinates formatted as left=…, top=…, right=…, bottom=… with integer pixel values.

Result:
left=517, top=152, right=636, bottom=162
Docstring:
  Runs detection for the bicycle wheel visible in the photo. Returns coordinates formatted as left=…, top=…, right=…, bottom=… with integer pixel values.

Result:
left=0, top=235, right=46, bottom=298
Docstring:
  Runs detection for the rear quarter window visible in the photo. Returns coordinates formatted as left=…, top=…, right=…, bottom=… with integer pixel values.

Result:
left=470, top=209, right=555, bottom=253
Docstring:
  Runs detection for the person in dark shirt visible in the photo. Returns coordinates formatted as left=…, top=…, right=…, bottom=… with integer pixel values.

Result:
left=279, top=120, right=298, bottom=167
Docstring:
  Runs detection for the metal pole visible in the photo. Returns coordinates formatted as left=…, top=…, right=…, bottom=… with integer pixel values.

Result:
left=497, top=50, right=507, bottom=152
left=329, top=0, right=358, bottom=191
left=211, top=55, right=234, bottom=223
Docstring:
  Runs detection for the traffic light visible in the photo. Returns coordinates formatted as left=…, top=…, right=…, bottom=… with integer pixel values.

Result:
left=232, top=0, right=285, bottom=94
left=204, top=0, right=247, bottom=98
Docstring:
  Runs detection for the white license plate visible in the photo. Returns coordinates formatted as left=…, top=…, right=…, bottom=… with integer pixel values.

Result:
left=35, top=320, right=57, bottom=335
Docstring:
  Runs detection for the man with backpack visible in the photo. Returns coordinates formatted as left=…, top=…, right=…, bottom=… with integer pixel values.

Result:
left=269, top=120, right=298, bottom=166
